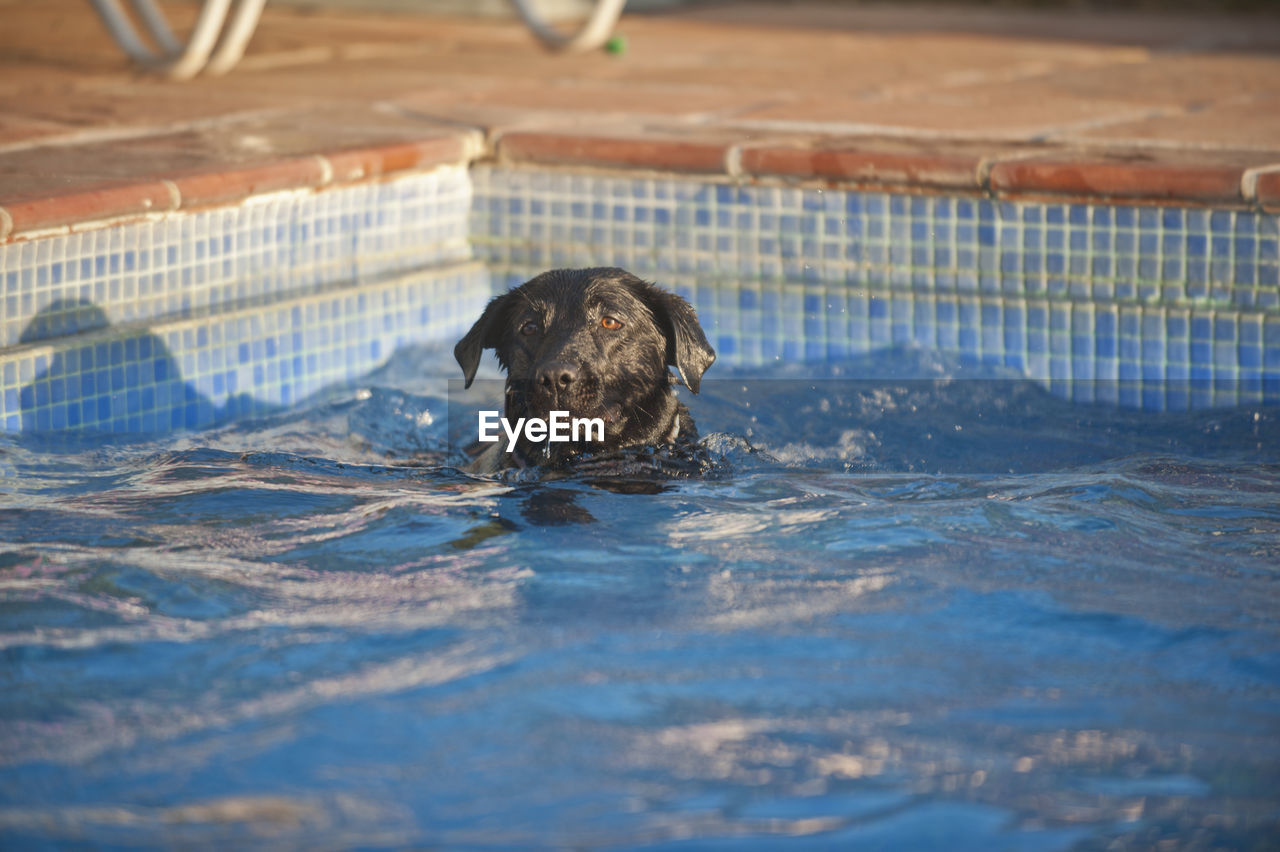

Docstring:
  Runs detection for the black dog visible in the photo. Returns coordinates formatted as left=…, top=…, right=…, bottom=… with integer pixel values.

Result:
left=454, top=267, right=716, bottom=473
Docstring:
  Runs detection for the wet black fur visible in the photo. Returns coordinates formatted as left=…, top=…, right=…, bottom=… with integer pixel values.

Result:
left=454, top=267, right=716, bottom=470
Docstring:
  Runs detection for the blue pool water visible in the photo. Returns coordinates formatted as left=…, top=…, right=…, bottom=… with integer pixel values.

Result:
left=2, top=331, right=1278, bottom=849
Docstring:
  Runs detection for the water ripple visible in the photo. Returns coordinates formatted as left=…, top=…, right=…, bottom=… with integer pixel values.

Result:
left=3, top=345, right=1279, bottom=849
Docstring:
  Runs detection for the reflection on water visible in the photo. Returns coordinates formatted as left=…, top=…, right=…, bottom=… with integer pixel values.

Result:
left=17, top=299, right=269, bottom=433
left=8, top=264, right=1278, bottom=440
left=4, top=262, right=489, bottom=434
left=2, top=337, right=1280, bottom=849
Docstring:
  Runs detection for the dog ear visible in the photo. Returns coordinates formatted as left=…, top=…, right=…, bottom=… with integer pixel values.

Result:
left=634, top=280, right=716, bottom=393
left=454, top=293, right=514, bottom=389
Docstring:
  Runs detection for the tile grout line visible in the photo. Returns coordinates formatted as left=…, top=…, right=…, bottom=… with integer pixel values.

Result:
left=461, top=129, right=491, bottom=164
left=162, top=180, right=182, bottom=212
left=314, top=154, right=335, bottom=187
left=1241, top=163, right=1280, bottom=206
left=976, top=148, right=1052, bottom=194
left=724, top=142, right=744, bottom=179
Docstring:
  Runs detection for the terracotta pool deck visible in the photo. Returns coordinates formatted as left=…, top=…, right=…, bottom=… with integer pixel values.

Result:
left=2, top=0, right=1280, bottom=242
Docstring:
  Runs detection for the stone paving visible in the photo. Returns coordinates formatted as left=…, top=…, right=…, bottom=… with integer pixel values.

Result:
left=2, top=0, right=1279, bottom=240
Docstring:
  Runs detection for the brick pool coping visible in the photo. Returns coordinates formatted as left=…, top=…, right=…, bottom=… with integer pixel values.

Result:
left=4, top=2, right=1280, bottom=242
left=4, top=118, right=1279, bottom=244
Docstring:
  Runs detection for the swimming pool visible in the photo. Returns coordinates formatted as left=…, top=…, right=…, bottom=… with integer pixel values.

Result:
left=1, top=165, right=1278, bottom=849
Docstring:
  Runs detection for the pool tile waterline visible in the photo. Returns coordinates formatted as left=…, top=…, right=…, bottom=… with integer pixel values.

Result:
left=1, top=166, right=474, bottom=350
left=2, top=165, right=1278, bottom=433
left=6, top=262, right=487, bottom=433
left=473, top=169, right=1278, bottom=308
left=473, top=167, right=1280, bottom=410
left=0, top=166, right=481, bottom=433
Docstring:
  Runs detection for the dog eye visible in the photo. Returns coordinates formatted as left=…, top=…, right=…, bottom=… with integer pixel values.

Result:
left=519, top=320, right=539, bottom=336
left=601, top=316, right=623, bottom=330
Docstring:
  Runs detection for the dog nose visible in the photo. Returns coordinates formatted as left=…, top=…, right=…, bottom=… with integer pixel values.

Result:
left=538, top=361, right=579, bottom=390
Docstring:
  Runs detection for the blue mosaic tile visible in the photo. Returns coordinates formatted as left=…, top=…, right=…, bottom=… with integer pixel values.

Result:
left=5, top=165, right=1280, bottom=427
left=1, top=257, right=487, bottom=433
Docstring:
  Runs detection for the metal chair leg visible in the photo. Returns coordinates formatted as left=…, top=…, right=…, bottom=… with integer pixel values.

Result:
left=88, top=0, right=629, bottom=78
left=509, top=0, right=628, bottom=52
left=88, top=0, right=235, bottom=80
left=88, top=0, right=167, bottom=64
left=126, top=0, right=183, bottom=56
left=205, top=0, right=268, bottom=76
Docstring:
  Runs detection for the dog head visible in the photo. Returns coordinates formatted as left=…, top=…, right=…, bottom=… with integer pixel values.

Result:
left=455, top=268, right=715, bottom=453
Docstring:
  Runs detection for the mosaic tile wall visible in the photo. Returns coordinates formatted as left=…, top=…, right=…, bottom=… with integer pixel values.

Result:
left=3, top=162, right=1279, bottom=434
left=0, top=165, right=472, bottom=350
left=0, top=165, right=482, bottom=433
left=5, top=261, right=489, bottom=433
left=471, top=166, right=1280, bottom=410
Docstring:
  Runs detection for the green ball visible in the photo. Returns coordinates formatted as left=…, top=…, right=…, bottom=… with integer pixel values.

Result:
left=605, top=34, right=627, bottom=55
